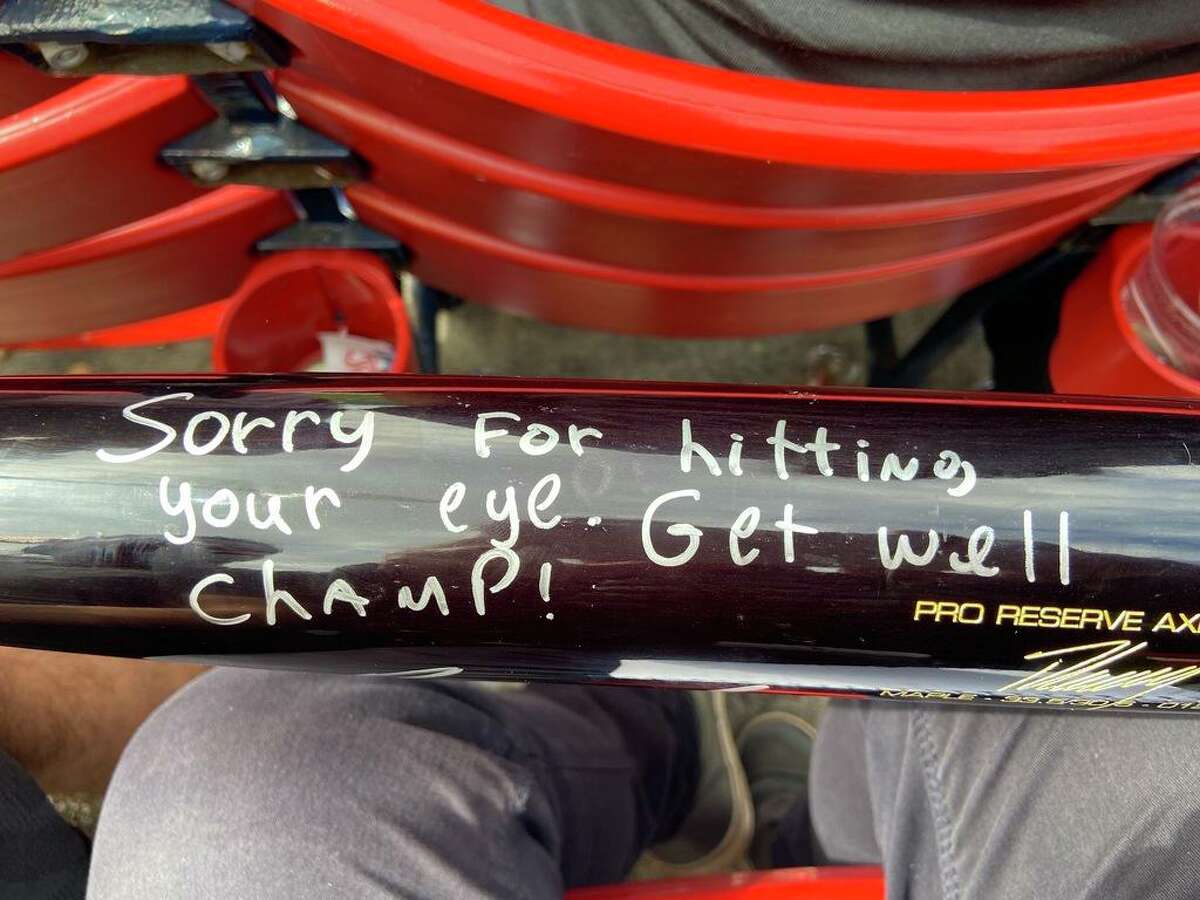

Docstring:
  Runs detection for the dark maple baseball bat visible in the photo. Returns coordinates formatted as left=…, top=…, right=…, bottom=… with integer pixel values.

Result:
left=2, top=373, right=1199, bottom=712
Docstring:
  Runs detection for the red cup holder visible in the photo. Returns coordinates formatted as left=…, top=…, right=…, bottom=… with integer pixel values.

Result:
left=1052, top=226, right=1200, bottom=398
left=213, top=250, right=411, bottom=373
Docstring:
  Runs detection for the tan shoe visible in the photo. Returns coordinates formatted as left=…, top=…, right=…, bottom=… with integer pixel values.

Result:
left=636, top=692, right=754, bottom=878
left=735, top=705, right=820, bottom=869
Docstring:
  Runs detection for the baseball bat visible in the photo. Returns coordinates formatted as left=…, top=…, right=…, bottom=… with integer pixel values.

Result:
left=2, top=373, right=1199, bottom=712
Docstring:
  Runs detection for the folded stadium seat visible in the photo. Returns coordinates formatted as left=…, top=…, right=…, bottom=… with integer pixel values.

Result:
left=0, top=186, right=295, bottom=341
left=0, top=74, right=211, bottom=262
left=230, top=0, right=1200, bottom=337
left=0, top=50, right=67, bottom=117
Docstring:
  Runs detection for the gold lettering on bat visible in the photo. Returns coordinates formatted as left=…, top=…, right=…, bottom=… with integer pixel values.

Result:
left=994, top=604, right=1145, bottom=632
left=1002, top=639, right=1200, bottom=708
left=1151, top=612, right=1200, bottom=634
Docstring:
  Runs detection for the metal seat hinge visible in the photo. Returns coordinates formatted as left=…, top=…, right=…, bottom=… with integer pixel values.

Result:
left=0, top=0, right=287, bottom=75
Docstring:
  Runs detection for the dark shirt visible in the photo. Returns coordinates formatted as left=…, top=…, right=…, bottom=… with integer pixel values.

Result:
left=491, top=1, right=1200, bottom=89
left=0, top=751, right=88, bottom=899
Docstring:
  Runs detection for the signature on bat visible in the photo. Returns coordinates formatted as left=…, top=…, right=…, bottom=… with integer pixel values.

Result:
left=1001, top=639, right=1200, bottom=708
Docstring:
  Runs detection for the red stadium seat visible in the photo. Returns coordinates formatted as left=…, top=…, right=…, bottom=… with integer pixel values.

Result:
left=0, top=51, right=67, bottom=117
left=0, top=75, right=211, bottom=262
left=0, top=186, right=294, bottom=340
left=232, top=0, right=1200, bottom=335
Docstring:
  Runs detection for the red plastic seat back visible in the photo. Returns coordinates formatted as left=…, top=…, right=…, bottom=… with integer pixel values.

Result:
left=0, top=186, right=295, bottom=342
left=0, top=75, right=212, bottom=262
left=566, top=866, right=885, bottom=899
left=232, top=0, right=1200, bottom=336
left=0, top=52, right=67, bottom=117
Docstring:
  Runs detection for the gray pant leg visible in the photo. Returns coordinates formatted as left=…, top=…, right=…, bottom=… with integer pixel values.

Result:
left=812, top=701, right=1200, bottom=900
left=88, top=670, right=693, bottom=899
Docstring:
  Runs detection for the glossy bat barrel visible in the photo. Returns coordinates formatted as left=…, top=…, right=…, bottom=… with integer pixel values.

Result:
left=3, top=374, right=1200, bottom=713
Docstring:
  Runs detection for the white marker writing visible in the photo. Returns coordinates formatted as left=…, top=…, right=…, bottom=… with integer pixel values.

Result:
left=528, top=473, right=562, bottom=530
left=201, top=488, right=239, bottom=528
left=878, top=528, right=940, bottom=570
left=680, top=419, right=722, bottom=477
left=932, top=450, right=977, bottom=497
left=642, top=490, right=702, bottom=567
left=767, top=420, right=805, bottom=481
left=323, top=578, right=370, bottom=617
left=329, top=409, right=376, bottom=472
left=774, top=503, right=819, bottom=564
left=879, top=453, right=919, bottom=482
left=567, top=424, right=603, bottom=456
left=728, top=434, right=745, bottom=477
left=282, top=410, right=320, bottom=452
left=485, top=485, right=520, bottom=549
left=183, top=411, right=231, bottom=456
left=304, top=486, right=341, bottom=530
left=806, top=427, right=840, bottom=477
left=948, top=526, right=999, bottom=577
left=439, top=482, right=468, bottom=534
left=262, top=559, right=312, bottom=625
left=855, top=440, right=870, bottom=482
left=1060, top=510, right=1070, bottom=586
left=96, top=392, right=194, bottom=464
left=474, top=412, right=520, bottom=458
left=188, top=572, right=249, bottom=626
left=159, top=476, right=196, bottom=545
left=476, top=413, right=603, bottom=458
left=729, top=506, right=761, bottom=567
left=470, top=546, right=520, bottom=615
left=246, top=492, right=293, bottom=536
left=230, top=412, right=275, bottom=454
left=398, top=576, right=449, bottom=616
left=518, top=423, right=559, bottom=456
left=1023, top=509, right=1035, bottom=582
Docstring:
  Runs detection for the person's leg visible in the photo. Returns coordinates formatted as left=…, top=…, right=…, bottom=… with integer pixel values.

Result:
left=0, top=749, right=89, bottom=899
left=88, top=670, right=695, bottom=899
left=810, top=700, right=1200, bottom=900
left=0, top=647, right=200, bottom=898
left=807, top=703, right=879, bottom=867
left=0, top=646, right=201, bottom=796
